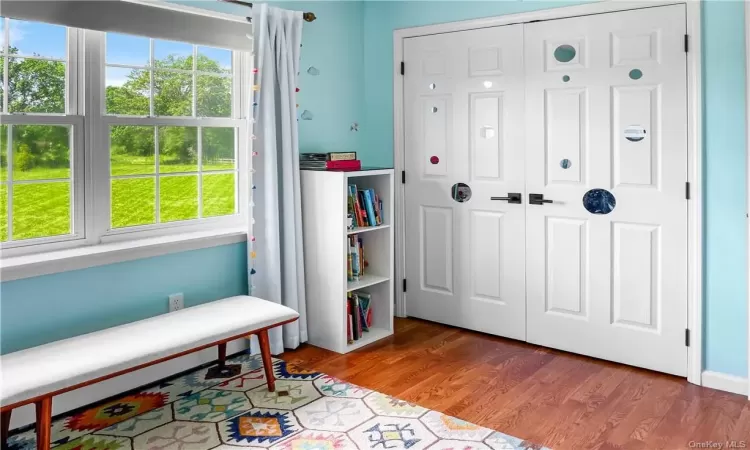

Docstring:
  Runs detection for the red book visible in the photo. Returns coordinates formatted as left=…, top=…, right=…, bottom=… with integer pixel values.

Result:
left=326, top=160, right=361, bottom=170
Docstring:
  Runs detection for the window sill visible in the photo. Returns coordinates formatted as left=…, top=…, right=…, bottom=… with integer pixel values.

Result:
left=0, top=228, right=247, bottom=282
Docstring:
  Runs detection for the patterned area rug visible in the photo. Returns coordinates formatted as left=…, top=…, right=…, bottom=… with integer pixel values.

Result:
left=7, top=354, right=548, bottom=450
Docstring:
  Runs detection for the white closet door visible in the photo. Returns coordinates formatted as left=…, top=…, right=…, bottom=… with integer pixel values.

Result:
left=403, top=25, right=527, bottom=340
left=524, top=5, right=688, bottom=375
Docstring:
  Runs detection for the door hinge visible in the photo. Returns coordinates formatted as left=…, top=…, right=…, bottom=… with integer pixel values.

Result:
left=684, top=34, right=689, bottom=53
left=685, top=329, right=690, bottom=347
left=401, top=170, right=406, bottom=184
left=400, top=61, right=405, bottom=75
left=686, top=181, right=691, bottom=200
left=402, top=279, right=407, bottom=292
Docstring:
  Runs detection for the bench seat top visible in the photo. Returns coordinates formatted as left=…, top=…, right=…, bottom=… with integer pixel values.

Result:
left=0, top=296, right=298, bottom=407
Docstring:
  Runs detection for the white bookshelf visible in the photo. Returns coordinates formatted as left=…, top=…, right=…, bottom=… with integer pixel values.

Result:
left=301, top=169, right=394, bottom=354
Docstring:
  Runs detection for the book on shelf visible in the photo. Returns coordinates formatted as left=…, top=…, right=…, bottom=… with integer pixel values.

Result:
left=346, top=291, right=373, bottom=342
left=348, top=184, right=384, bottom=230
left=347, top=300, right=354, bottom=344
left=347, top=235, right=367, bottom=282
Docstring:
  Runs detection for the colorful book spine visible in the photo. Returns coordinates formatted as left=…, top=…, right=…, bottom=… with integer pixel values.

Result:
left=328, top=152, right=357, bottom=161
left=346, top=243, right=354, bottom=281
left=326, top=160, right=361, bottom=170
left=350, top=236, right=360, bottom=281
left=358, top=237, right=365, bottom=276
left=362, top=190, right=377, bottom=226
left=346, top=298, right=353, bottom=344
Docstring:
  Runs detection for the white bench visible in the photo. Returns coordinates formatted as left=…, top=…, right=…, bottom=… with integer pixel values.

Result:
left=0, top=295, right=299, bottom=450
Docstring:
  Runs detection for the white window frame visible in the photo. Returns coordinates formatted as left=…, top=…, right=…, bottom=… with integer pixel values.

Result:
left=0, top=21, right=250, bottom=258
left=0, top=22, right=86, bottom=252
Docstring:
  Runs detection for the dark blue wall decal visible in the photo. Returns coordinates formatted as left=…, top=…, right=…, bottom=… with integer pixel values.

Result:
left=451, top=183, right=472, bottom=203
left=583, top=189, right=616, bottom=214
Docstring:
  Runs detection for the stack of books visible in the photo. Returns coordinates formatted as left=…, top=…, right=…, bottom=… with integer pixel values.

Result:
left=348, top=184, right=383, bottom=228
left=347, top=291, right=373, bottom=343
left=300, top=152, right=361, bottom=170
left=347, top=235, right=366, bottom=282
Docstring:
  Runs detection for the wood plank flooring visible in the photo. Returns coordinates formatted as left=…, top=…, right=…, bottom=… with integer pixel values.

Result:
left=282, top=318, right=749, bottom=449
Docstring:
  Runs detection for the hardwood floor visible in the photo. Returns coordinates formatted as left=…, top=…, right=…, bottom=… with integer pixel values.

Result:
left=282, top=318, right=749, bottom=450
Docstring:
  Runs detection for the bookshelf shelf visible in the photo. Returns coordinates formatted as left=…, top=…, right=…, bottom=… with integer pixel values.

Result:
left=347, top=274, right=390, bottom=292
left=346, top=327, right=392, bottom=351
left=347, top=224, right=391, bottom=236
left=301, top=169, right=395, bottom=354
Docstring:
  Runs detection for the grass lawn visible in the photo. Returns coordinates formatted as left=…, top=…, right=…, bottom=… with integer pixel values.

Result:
left=2, top=164, right=235, bottom=241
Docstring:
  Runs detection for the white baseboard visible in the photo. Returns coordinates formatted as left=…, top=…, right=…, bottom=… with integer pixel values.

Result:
left=8, top=338, right=249, bottom=430
left=701, top=370, right=749, bottom=396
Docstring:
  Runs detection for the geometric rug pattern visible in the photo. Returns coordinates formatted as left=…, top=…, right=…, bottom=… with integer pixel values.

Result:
left=6, top=354, right=549, bottom=450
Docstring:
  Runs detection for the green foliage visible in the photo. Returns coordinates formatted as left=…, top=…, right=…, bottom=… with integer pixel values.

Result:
left=8, top=47, right=233, bottom=173
left=6, top=50, right=65, bottom=114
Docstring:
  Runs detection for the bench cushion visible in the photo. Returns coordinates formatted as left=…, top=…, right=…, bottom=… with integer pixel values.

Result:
left=0, top=296, right=298, bottom=406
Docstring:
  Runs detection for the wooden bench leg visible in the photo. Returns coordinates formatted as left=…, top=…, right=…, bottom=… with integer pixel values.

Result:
left=35, top=397, right=51, bottom=450
left=1, top=409, right=12, bottom=449
left=218, top=342, right=227, bottom=367
left=257, top=329, right=275, bottom=392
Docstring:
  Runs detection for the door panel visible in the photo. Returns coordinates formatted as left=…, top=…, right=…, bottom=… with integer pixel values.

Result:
left=525, top=4, right=688, bottom=376
left=404, top=25, right=526, bottom=340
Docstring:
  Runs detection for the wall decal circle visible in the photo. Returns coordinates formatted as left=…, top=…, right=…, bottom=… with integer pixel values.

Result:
left=430, top=155, right=440, bottom=165
left=451, top=183, right=472, bottom=203
left=560, top=159, right=572, bottom=169
left=554, top=45, right=576, bottom=63
left=629, top=69, right=643, bottom=80
left=583, top=189, right=616, bottom=215
left=624, top=125, right=647, bottom=142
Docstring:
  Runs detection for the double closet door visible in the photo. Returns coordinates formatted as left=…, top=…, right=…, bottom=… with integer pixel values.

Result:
left=403, top=5, right=688, bottom=376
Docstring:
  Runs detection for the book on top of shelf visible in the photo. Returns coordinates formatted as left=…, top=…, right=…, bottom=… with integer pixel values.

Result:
left=328, top=152, right=357, bottom=161
left=300, top=152, right=357, bottom=161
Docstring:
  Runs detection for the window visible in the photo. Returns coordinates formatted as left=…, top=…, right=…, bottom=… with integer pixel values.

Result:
left=0, top=18, right=83, bottom=246
left=1, top=19, right=248, bottom=255
left=103, top=33, right=241, bottom=231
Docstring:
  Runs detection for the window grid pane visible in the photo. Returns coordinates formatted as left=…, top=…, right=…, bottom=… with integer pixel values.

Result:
left=105, top=33, right=232, bottom=119
left=2, top=19, right=68, bottom=115
left=109, top=125, right=237, bottom=229
left=2, top=123, right=73, bottom=241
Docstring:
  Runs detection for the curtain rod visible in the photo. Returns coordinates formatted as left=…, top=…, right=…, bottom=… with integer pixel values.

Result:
left=219, top=0, right=317, bottom=22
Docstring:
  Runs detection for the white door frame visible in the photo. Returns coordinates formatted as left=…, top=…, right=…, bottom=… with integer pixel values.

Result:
left=393, top=0, right=704, bottom=385
left=745, top=0, right=750, bottom=400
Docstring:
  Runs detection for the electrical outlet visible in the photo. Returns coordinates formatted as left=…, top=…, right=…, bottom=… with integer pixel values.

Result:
left=168, top=293, right=184, bottom=312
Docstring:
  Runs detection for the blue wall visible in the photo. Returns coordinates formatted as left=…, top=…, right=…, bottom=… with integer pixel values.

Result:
left=178, top=0, right=365, bottom=153
left=0, top=243, right=248, bottom=354
left=702, top=0, right=748, bottom=377
left=360, top=0, right=748, bottom=378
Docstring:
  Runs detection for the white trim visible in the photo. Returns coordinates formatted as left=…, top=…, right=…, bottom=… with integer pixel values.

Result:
left=393, top=35, right=406, bottom=319
left=685, top=0, right=704, bottom=388
left=393, top=0, right=703, bottom=382
left=745, top=0, right=750, bottom=401
left=701, top=371, right=749, bottom=397
left=1, top=0, right=252, bottom=51
left=0, top=228, right=247, bottom=282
